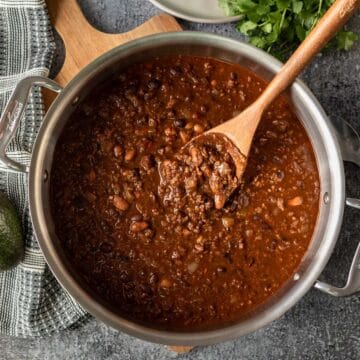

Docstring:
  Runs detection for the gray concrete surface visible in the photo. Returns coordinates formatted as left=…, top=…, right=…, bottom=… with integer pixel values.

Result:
left=1, top=0, right=360, bottom=359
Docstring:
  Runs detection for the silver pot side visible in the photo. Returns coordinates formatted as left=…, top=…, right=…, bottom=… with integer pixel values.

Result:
left=28, top=32, right=345, bottom=346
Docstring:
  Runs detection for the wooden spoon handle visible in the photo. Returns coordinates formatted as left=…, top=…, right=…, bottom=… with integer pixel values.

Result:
left=257, top=0, right=360, bottom=108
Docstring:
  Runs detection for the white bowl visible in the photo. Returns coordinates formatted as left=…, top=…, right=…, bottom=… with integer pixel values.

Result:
left=147, top=0, right=242, bottom=23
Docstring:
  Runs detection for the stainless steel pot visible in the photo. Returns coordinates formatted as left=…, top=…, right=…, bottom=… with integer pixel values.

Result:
left=1, top=32, right=360, bottom=346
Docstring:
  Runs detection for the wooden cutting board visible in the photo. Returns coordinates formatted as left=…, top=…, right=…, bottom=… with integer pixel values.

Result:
left=47, top=0, right=182, bottom=86
left=46, top=0, right=191, bottom=353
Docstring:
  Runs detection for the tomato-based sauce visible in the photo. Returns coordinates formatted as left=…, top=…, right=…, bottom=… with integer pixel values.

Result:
left=51, top=56, right=320, bottom=330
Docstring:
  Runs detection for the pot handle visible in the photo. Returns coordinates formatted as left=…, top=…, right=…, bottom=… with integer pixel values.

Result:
left=314, top=199, right=360, bottom=297
left=0, top=76, right=62, bottom=173
left=314, top=119, right=360, bottom=296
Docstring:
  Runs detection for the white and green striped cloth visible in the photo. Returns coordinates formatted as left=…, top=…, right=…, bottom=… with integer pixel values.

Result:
left=0, top=0, right=87, bottom=336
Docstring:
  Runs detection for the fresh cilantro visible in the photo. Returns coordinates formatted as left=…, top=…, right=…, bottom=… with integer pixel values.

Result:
left=219, top=0, right=358, bottom=59
left=337, top=30, right=359, bottom=50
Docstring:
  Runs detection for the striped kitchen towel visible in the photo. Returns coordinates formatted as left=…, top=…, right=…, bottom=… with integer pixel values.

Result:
left=0, top=0, right=87, bottom=336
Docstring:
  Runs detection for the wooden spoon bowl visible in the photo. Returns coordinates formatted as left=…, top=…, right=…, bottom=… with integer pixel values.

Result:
left=183, top=0, right=360, bottom=191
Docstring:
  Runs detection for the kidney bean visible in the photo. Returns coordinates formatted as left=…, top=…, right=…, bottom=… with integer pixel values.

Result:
left=130, top=221, right=149, bottom=233
left=113, top=195, right=129, bottom=211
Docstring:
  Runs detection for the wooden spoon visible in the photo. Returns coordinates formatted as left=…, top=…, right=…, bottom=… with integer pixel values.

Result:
left=186, top=0, right=360, bottom=184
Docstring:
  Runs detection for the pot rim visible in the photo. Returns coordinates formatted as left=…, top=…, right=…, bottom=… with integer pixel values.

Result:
left=29, top=32, right=345, bottom=346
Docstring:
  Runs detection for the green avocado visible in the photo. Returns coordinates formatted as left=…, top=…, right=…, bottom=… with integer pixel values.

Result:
left=0, top=192, right=24, bottom=271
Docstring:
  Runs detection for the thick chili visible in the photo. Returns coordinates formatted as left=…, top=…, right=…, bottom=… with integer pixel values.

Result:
left=51, top=56, right=320, bottom=330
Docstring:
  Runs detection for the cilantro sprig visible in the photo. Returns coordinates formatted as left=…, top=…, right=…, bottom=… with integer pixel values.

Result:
left=219, top=0, right=358, bottom=59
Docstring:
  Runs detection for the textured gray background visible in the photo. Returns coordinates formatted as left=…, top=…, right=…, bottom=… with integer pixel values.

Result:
left=1, top=0, right=360, bottom=359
